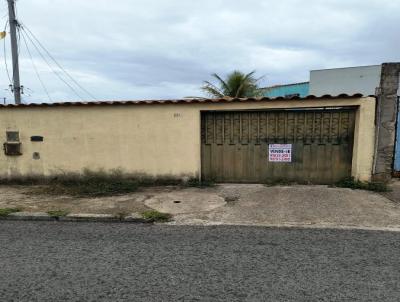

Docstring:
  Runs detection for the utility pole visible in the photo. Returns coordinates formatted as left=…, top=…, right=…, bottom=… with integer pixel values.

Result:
left=7, top=0, right=21, bottom=104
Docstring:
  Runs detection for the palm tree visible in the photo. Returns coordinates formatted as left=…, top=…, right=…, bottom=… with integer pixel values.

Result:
left=202, top=70, right=263, bottom=98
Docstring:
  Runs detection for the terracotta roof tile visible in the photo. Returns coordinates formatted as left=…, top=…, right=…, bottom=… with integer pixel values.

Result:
left=0, top=93, right=372, bottom=108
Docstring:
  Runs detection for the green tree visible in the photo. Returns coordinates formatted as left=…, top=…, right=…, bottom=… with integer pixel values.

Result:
left=202, top=70, right=263, bottom=98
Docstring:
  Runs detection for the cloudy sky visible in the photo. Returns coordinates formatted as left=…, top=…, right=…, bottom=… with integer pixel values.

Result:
left=0, top=0, right=399, bottom=103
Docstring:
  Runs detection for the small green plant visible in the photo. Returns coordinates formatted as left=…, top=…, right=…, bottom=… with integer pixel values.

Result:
left=47, top=210, right=69, bottom=218
left=185, top=178, right=216, bottom=188
left=34, top=170, right=140, bottom=197
left=1, top=170, right=217, bottom=197
left=365, top=181, right=389, bottom=192
left=141, top=210, right=172, bottom=222
left=0, top=207, right=22, bottom=217
left=334, top=177, right=389, bottom=192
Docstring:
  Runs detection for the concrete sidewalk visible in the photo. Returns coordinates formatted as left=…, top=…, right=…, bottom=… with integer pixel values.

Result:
left=1, top=183, right=400, bottom=230
left=148, top=184, right=400, bottom=230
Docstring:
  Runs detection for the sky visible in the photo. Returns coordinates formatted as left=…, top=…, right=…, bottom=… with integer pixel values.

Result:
left=0, top=0, right=399, bottom=103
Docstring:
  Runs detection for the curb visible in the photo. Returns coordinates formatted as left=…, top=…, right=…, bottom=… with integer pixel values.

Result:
left=168, top=220, right=400, bottom=232
left=0, top=212, right=153, bottom=223
left=4, top=213, right=400, bottom=232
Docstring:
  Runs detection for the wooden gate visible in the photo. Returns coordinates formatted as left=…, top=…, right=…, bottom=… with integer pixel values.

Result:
left=201, top=109, right=356, bottom=184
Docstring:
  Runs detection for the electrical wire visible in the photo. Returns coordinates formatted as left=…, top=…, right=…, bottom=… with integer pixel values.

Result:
left=21, top=24, right=98, bottom=101
left=21, top=26, right=85, bottom=101
left=3, top=20, right=12, bottom=85
left=4, top=2, right=97, bottom=102
left=20, top=29, right=52, bottom=102
left=3, top=9, right=23, bottom=92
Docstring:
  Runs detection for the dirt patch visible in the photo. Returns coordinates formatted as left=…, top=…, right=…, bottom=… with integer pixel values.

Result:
left=0, top=185, right=168, bottom=215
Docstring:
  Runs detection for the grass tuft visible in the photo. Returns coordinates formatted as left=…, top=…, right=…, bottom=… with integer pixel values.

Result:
left=0, top=170, right=199, bottom=197
left=141, top=210, right=171, bottom=222
left=185, top=178, right=216, bottom=188
left=334, top=177, right=390, bottom=192
left=0, top=207, right=22, bottom=217
left=27, top=170, right=140, bottom=198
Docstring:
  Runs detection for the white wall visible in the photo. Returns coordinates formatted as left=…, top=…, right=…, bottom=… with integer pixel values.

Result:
left=309, top=65, right=382, bottom=96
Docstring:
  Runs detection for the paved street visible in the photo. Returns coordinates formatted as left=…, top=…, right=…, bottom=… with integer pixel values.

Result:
left=1, top=222, right=400, bottom=302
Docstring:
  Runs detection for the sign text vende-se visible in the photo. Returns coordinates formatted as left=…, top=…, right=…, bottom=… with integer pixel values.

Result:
left=268, top=144, right=292, bottom=162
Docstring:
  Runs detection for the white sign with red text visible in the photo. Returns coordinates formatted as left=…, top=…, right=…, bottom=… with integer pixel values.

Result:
left=268, top=144, right=292, bottom=162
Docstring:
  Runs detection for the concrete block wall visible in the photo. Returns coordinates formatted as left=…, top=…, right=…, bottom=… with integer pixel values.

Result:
left=373, top=63, right=400, bottom=181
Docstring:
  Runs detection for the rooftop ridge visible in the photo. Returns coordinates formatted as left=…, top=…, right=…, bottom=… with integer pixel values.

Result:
left=0, top=93, right=373, bottom=108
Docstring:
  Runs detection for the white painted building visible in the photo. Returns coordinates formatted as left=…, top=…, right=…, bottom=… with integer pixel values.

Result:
left=309, top=65, right=382, bottom=96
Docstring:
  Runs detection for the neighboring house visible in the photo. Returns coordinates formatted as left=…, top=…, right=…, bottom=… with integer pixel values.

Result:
left=263, top=82, right=309, bottom=98
left=263, top=65, right=385, bottom=98
left=309, top=65, right=382, bottom=96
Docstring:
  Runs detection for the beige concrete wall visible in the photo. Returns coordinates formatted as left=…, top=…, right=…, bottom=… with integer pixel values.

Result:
left=0, top=97, right=376, bottom=181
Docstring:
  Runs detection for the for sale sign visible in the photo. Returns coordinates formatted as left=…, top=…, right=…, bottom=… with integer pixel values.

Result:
left=268, top=144, right=292, bottom=162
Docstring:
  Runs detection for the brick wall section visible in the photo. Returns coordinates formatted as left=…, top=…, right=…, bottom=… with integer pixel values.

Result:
left=373, top=63, right=400, bottom=181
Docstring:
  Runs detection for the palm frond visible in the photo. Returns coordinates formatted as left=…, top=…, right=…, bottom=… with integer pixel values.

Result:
left=202, top=70, right=264, bottom=98
left=235, top=71, right=258, bottom=97
left=201, top=81, right=225, bottom=98
left=211, top=73, right=231, bottom=95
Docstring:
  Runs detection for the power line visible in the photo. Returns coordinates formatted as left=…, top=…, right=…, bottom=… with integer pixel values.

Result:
left=21, top=24, right=98, bottom=101
left=20, top=26, right=86, bottom=101
left=20, top=29, right=52, bottom=102
left=2, top=20, right=12, bottom=85
left=4, top=1, right=97, bottom=103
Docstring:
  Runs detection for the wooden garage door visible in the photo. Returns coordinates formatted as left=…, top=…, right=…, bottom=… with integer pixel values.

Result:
left=201, top=109, right=356, bottom=184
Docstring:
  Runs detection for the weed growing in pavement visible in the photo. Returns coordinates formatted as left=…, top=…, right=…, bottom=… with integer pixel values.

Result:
left=141, top=210, right=172, bottom=222
left=185, top=178, right=216, bottom=188
left=48, top=170, right=140, bottom=197
left=0, top=170, right=201, bottom=197
left=334, top=177, right=390, bottom=192
left=0, top=207, right=22, bottom=217
left=3, top=170, right=140, bottom=198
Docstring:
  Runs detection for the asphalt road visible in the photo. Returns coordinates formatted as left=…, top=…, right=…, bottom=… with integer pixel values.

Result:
left=0, top=222, right=400, bottom=302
